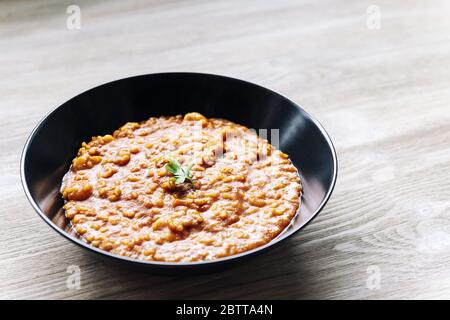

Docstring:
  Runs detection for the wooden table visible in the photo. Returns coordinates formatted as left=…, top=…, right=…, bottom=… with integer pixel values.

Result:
left=1, top=0, right=450, bottom=299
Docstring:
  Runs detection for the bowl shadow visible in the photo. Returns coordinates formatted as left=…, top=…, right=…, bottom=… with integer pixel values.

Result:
left=79, top=236, right=312, bottom=299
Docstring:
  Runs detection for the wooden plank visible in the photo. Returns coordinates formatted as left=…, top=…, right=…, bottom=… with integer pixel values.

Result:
left=1, top=0, right=450, bottom=299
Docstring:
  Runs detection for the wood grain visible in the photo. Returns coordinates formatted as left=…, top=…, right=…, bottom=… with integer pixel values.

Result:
left=1, top=0, right=450, bottom=299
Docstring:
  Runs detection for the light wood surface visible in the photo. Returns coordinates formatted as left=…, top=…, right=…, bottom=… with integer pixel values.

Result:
left=1, top=0, right=450, bottom=299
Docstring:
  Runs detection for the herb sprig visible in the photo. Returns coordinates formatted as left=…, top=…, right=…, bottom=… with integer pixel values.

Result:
left=165, top=156, right=195, bottom=186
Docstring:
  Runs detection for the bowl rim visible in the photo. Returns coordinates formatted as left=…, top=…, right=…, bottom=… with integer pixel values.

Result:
left=20, top=72, right=338, bottom=268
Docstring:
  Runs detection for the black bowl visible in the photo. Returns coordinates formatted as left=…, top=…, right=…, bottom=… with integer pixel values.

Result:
left=21, top=73, right=337, bottom=271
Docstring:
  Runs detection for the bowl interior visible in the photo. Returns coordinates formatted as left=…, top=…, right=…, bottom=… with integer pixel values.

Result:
left=22, top=73, right=337, bottom=266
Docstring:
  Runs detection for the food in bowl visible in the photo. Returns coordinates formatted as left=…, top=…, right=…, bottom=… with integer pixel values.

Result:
left=61, top=112, right=302, bottom=262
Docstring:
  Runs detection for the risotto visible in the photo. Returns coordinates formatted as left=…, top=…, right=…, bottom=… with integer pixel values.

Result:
left=61, top=112, right=302, bottom=262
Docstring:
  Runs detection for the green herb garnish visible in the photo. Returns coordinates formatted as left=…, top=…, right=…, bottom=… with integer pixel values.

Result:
left=165, top=156, right=195, bottom=186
